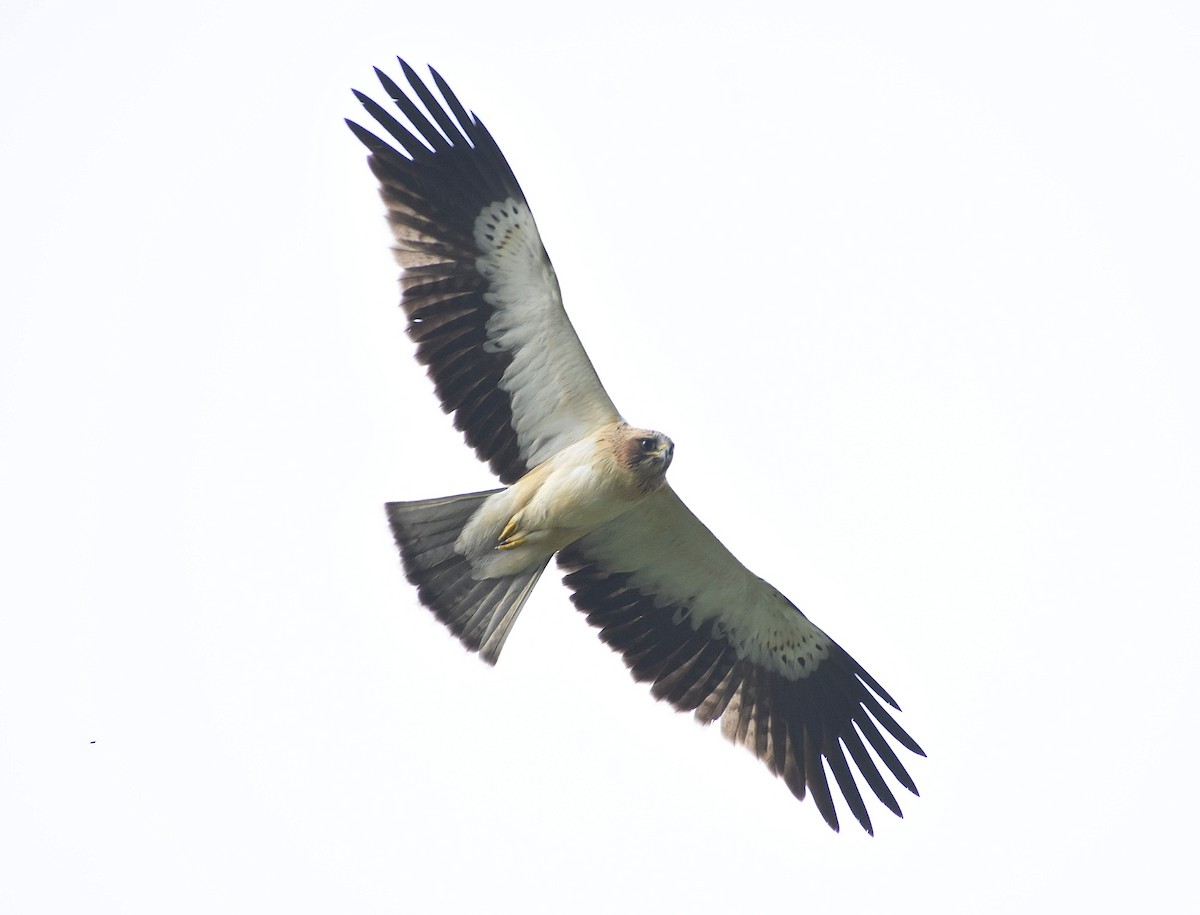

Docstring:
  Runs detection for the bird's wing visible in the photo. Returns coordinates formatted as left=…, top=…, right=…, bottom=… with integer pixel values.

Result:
left=347, top=61, right=621, bottom=484
left=557, top=485, right=925, bottom=834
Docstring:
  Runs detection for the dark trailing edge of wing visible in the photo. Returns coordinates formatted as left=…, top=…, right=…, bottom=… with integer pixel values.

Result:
left=557, top=545, right=926, bottom=835
left=347, top=60, right=532, bottom=484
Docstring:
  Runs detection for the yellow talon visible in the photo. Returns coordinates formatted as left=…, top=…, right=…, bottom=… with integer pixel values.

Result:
left=497, top=517, right=525, bottom=550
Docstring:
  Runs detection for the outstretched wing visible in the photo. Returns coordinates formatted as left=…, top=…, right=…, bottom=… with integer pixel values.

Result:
left=557, top=486, right=925, bottom=834
left=347, top=61, right=620, bottom=484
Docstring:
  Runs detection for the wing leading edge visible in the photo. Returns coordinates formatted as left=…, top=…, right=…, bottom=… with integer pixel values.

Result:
left=348, top=60, right=620, bottom=483
left=558, top=486, right=925, bottom=834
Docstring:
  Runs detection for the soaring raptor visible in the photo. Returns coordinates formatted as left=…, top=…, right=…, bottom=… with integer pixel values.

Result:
left=348, top=60, right=924, bottom=834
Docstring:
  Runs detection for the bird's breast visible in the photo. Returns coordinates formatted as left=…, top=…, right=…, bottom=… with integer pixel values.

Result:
left=456, top=437, right=649, bottom=578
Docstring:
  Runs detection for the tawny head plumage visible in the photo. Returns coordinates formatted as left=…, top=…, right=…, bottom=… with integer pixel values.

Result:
left=616, top=427, right=674, bottom=491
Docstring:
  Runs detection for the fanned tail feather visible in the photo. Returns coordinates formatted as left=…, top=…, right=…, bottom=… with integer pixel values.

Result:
left=386, top=491, right=549, bottom=663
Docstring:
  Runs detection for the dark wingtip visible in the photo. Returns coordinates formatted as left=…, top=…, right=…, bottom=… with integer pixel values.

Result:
left=344, top=117, right=372, bottom=144
left=397, top=56, right=421, bottom=84
left=344, top=118, right=385, bottom=154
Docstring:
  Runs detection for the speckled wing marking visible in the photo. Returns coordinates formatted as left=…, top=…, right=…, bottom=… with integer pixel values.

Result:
left=347, top=60, right=621, bottom=483
left=557, top=486, right=926, bottom=834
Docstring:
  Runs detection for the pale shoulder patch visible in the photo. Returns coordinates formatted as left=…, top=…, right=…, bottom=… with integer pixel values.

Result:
left=574, top=487, right=833, bottom=680
left=470, top=198, right=621, bottom=468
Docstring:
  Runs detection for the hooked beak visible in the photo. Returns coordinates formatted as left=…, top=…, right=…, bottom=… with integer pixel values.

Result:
left=654, top=441, right=674, bottom=471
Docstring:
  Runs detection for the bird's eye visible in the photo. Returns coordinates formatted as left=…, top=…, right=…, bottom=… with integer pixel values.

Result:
left=639, top=437, right=656, bottom=452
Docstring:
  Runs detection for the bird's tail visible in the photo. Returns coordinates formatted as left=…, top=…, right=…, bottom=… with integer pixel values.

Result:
left=385, top=490, right=549, bottom=664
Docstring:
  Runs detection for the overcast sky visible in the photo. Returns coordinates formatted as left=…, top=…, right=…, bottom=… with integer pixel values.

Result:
left=3, top=2, right=1198, bottom=912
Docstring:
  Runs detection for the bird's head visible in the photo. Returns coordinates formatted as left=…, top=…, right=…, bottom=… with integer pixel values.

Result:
left=618, top=427, right=674, bottom=491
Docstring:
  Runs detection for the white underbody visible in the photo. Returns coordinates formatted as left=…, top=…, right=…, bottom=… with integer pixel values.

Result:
left=456, top=431, right=651, bottom=579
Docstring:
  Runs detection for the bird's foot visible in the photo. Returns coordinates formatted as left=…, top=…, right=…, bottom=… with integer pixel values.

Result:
left=497, top=517, right=525, bottom=550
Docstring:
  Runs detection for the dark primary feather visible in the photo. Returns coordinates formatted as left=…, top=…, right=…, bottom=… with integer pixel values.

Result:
left=347, top=61, right=534, bottom=484
left=557, top=546, right=926, bottom=834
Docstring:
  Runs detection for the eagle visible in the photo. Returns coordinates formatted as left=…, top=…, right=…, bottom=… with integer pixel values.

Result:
left=347, top=60, right=924, bottom=834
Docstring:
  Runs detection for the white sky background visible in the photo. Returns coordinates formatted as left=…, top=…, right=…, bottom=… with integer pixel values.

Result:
left=2, top=1, right=1198, bottom=911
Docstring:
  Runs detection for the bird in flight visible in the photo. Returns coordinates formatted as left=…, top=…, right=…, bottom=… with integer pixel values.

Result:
left=347, top=59, right=924, bottom=834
